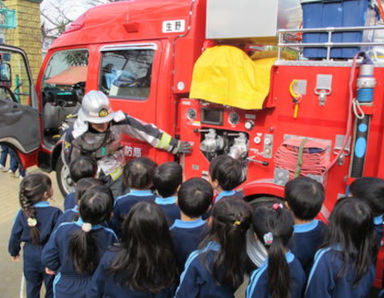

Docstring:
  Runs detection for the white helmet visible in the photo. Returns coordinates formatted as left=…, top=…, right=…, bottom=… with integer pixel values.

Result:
left=77, top=90, right=114, bottom=124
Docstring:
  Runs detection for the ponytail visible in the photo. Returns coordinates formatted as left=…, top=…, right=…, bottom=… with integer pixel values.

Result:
left=201, top=197, right=252, bottom=288
left=251, top=202, right=294, bottom=298
left=268, top=238, right=290, bottom=298
left=212, top=218, right=250, bottom=288
left=18, top=173, right=52, bottom=245
left=19, top=183, right=40, bottom=244
left=68, top=186, right=113, bottom=275
left=68, top=225, right=98, bottom=274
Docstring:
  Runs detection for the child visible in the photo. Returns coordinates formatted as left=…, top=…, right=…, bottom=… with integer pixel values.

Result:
left=42, top=186, right=117, bottom=298
left=55, top=177, right=103, bottom=227
left=246, top=203, right=306, bottom=298
left=64, top=155, right=98, bottom=210
left=175, top=197, right=252, bottom=297
left=111, top=157, right=157, bottom=236
left=86, top=201, right=178, bottom=297
left=305, top=198, right=377, bottom=298
left=153, top=162, right=182, bottom=225
left=350, top=176, right=384, bottom=246
left=8, top=173, right=62, bottom=298
left=245, top=197, right=283, bottom=274
left=209, top=154, right=243, bottom=203
left=284, top=176, right=326, bottom=274
left=0, top=144, right=26, bottom=178
left=170, top=177, right=213, bottom=271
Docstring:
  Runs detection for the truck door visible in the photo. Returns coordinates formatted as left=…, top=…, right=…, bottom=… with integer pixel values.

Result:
left=97, top=43, right=160, bottom=161
left=0, top=45, right=40, bottom=155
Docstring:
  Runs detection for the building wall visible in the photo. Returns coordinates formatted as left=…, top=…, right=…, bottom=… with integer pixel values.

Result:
left=5, top=0, right=42, bottom=82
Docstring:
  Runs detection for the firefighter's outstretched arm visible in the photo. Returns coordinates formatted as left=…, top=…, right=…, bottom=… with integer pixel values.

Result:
left=114, top=112, right=191, bottom=154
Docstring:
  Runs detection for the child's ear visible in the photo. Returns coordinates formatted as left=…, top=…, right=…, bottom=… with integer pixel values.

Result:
left=207, top=216, right=213, bottom=226
left=284, top=201, right=290, bottom=210
left=43, top=187, right=53, bottom=200
left=211, top=179, right=219, bottom=190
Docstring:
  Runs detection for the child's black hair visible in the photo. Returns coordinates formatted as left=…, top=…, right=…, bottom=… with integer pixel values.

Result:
left=200, top=197, right=251, bottom=288
left=107, top=201, right=178, bottom=292
left=350, top=177, right=384, bottom=217
left=323, top=197, right=377, bottom=287
left=284, top=176, right=325, bottom=220
left=19, top=173, right=52, bottom=245
left=252, top=203, right=294, bottom=298
left=209, top=154, right=243, bottom=191
left=69, top=155, right=98, bottom=183
left=123, top=157, right=157, bottom=189
left=177, top=177, right=213, bottom=218
left=75, top=177, right=104, bottom=204
left=68, top=185, right=114, bottom=275
left=153, top=162, right=182, bottom=198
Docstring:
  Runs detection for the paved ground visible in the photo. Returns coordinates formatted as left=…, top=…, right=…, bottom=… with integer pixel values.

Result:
left=0, top=167, right=63, bottom=298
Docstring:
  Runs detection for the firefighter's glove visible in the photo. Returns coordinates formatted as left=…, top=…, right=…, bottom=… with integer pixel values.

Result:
left=177, top=141, right=192, bottom=154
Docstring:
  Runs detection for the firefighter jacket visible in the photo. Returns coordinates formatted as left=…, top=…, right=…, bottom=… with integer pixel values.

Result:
left=62, top=111, right=179, bottom=179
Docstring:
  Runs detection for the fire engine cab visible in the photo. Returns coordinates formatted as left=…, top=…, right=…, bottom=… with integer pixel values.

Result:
left=1, top=0, right=384, bottom=284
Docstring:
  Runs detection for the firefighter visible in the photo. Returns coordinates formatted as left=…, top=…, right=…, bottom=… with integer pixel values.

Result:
left=62, top=90, right=191, bottom=197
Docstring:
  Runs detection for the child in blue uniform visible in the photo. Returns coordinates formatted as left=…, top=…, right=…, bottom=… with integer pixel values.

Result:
left=86, top=201, right=178, bottom=297
left=175, top=197, right=252, bottom=298
left=350, top=176, right=384, bottom=247
left=42, top=186, right=116, bottom=298
left=64, top=156, right=98, bottom=210
left=9, top=173, right=62, bottom=298
left=153, top=162, right=182, bottom=225
left=55, top=178, right=104, bottom=227
left=170, top=177, right=213, bottom=271
left=284, top=176, right=326, bottom=274
left=209, top=154, right=244, bottom=203
left=246, top=203, right=306, bottom=298
left=111, top=157, right=157, bottom=236
left=305, top=198, right=377, bottom=298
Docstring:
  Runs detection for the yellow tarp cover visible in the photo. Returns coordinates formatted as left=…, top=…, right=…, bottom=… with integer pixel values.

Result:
left=190, top=45, right=276, bottom=110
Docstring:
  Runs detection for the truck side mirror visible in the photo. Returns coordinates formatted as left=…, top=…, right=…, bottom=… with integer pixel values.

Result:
left=0, top=62, right=11, bottom=87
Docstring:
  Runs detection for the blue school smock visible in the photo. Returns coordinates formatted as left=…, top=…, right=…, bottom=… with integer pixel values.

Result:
left=64, top=192, right=76, bottom=210
left=214, top=190, right=243, bottom=204
left=111, top=189, right=156, bottom=236
left=41, top=218, right=117, bottom=298
left=289, top=219, right=326, bottom=275
left=246, top=251, right=306, bottom=298
left=175, top=241, right=237, bottom=298
left=9, top=201, right=62, bottom=298
left=170, top=218, right=208, bottom=271
left=155, top=196, right=180, bottom=226
left=374, top=215, right=383, bottom=248
left=55, top=206, right=79, bottom=228
left=305, top=247, right=376, bottom=298
left=86, top=249, right=175, bottom=298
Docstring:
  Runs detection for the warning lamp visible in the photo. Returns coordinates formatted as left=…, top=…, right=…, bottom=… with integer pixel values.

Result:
left=124, top=14, right=139, bottom=33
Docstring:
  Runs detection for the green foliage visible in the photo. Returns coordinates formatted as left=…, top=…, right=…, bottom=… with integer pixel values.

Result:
left=64, top=51, right=89, bottom=66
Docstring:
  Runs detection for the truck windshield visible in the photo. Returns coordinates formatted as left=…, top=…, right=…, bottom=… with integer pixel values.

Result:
left=99, top=49, right=154, bottom=100
left=42, top=49, right=88, bottom=92
left=41, top=49, right=89, bottom=145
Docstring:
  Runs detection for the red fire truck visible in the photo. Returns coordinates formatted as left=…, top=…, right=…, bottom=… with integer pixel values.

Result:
left=0, top=0, right=384, bottom=285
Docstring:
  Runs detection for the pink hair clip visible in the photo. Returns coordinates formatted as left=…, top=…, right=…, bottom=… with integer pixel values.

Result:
left=272, top=203, right=283, bottom=210
left=263, top=232, right=273, bottom=245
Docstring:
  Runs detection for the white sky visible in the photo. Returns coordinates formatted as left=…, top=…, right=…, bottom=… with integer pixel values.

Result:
left=40, top=0, right=111, bottom=33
